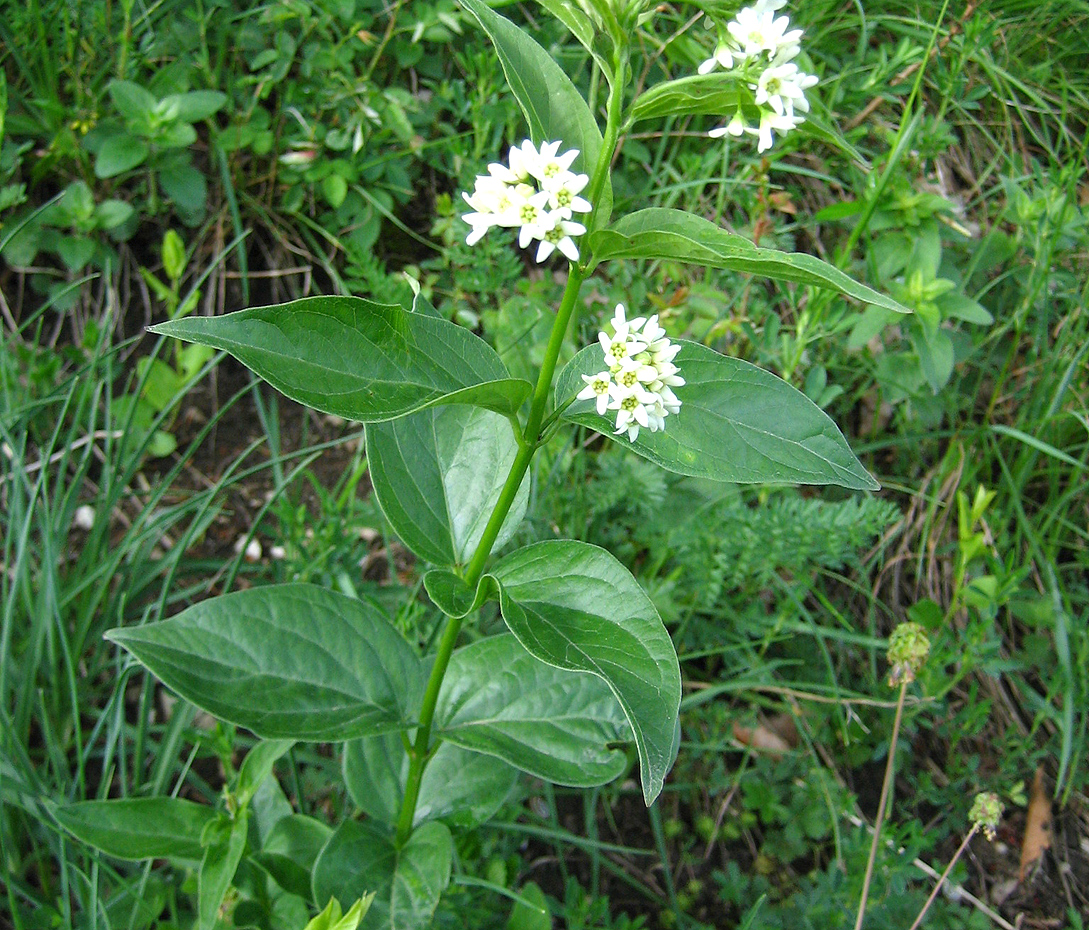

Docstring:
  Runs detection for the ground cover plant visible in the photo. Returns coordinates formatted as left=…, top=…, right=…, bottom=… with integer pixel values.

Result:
left=1, top=0, right=1087, bottom=928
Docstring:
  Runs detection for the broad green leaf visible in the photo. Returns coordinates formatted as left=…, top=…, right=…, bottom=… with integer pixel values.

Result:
left=237, top=740, right=295, bottom=808
left=630, top=74, right=742, bottom=124
left=343, top=732, right=518, bottom=827
left=95, top=132, right=148, bottom=178
left=106, top=585, right=424, bottom=741
left=556, top=341, right=879, bottom=490
left=94, top=199, right=135, bottom=229
left=164, top=90, right=228, bottom=122
left=198, top=810, right=248, bottom=930
left=491, top=546, right=680, bottom=803
left=423, top=569, right=494, bottom=619
left=939, top=292, right=993, bottom=325
left=460, top=0, right=611, bottom=227
left=253, top=814, right=332, bottom=899
left=148, top=296, right=532, bottom=421
left=159, top=161, right=207, bottom=215
left=507, top=882, right=551, bottom=930
left=54, top=797, right=216, bottom=861
left=589, top=208, right=910, bottom=315
left=367, top=405, right=530, bottom=567
left=532, top=0, right=611, bottom=83
left=910, top=326, right=954, bottom=394
left=312, top=820, right=452, bottom=930
left=108, top=80, right=157, bottom=121
left=435, top=633, right=631, bottom=787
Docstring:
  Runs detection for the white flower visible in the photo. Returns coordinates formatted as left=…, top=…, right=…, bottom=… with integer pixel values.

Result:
left=752, top=108, right=804, bottom=152
left=73, top=504, right=96, bottom=530
left=534, top=214, right=586, bottom=262
left=533, top=140, right=581, bottom=185
left=710, top=110, right=750, bottom=138
left=544, top=171, right=592, bottom=216
left=234, top=536, right=262, bottom=562
left=699, top=42, right=740, bottom=74
left=577, top=372, right=613, bottom=415
left=755, top=62, right=817, bottom=116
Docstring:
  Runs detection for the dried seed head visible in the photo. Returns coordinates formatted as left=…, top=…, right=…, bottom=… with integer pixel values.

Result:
left=968, top=791, right=1003, bottom=841
left=886, top=621, right=930, bottom=687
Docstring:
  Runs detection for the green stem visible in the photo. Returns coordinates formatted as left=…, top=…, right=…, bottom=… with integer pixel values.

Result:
left=392, top=53, right=629, bottom=847
left=906, top=827, right=977, bottom=930
left=853, top=680, right=908, bottom=930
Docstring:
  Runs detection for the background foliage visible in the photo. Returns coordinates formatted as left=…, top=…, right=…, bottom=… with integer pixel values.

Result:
left=2, top=0, right=1086, bottom=926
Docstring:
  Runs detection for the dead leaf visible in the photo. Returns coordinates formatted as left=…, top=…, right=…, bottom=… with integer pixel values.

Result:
left=1018, top=766, right=1051, bottom=880
left=733, top=713, right=799, bottom=758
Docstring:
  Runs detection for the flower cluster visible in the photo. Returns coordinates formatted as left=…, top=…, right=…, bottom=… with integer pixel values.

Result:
left=699, top=0, right=818, bottom=152
left=577, top=304, right=684, bottom=442
left=461, top=140, right=592, bottom=262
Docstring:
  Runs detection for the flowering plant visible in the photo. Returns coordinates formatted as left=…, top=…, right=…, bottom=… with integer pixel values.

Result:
left=57, top=0, right=909, bottom=926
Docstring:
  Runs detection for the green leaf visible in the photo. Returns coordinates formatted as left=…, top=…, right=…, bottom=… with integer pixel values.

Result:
left=237, top=740, right=294, bottom=808
left=460, top=0, right=611, bottom=226
left=910, top=326, right=954, bottom=394
left=556, top=341, right=879, bottom=490
left=435, top=633, right=631, bottom=787
left=305, top=895, right=375, bottom=930
left=938, top=292, right=993, bottom=325
left=148, top=296, right=532, bottom=421
left=507, top=882, right=551, bottom=930
left=106, top=584, right=424, bottom=741
left=94, top=199, right=135, bottom=230
left=343, top=732, right=518, bottom=827
left=532, top=0, right=611, bottom=82
left=589, top=209, right=910, bottom=314
left=198, top=810, right=249, bottom=930
left=54, top=798, right=217, bottom=861
left=108, top=80, right=157, bottom=121
left=252, top=814, right=332, bottom=899
left=312, top=821, right=452, bottom=930
left=367, top=405, right=529, bottom=567
left=164, top=90, right=228, bottom=122
left=422, top=569, right=495, bottom=619
left=95, top=132, right=148, bottom=178
left=492, top=544, right=681, bottom=803
left=161, top=229, right=186, bottom=281
left=159, top=161, right=207, bottom=216
left=323, top=173, right=349, bottom=209
left=630, top=74, right=741, bottom=124
left=54, top=235, right=95, bottom=272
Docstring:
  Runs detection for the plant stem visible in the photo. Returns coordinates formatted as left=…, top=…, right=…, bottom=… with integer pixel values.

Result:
left=853, top=680, right=908, bottom=930
left=392, top=61, right=630, bottom=842
left=906, top=826, right=977, bottom=930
